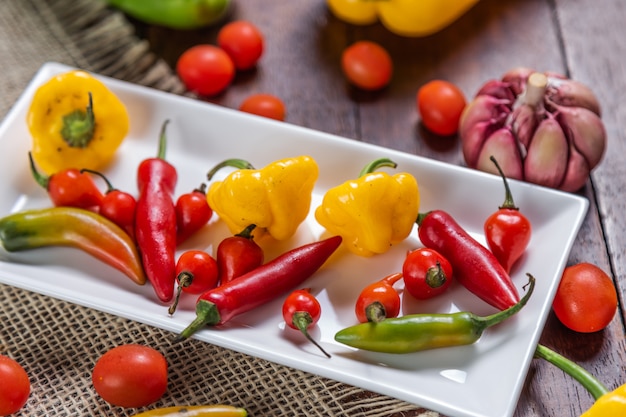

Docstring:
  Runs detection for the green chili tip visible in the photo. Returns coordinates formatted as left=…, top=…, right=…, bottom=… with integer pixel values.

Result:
left=157, top=119, right=170, bottom=160
left=359, top=158, right=398, bottom=177
left=490, top=155, right=519, bottom=211
left=292, top=312, right=332, bottom=358
left=207, top=158, right=256, bottom=181
left=28, top=152, right=50, bottom=189
left=175, top=299, right=221, bottom=341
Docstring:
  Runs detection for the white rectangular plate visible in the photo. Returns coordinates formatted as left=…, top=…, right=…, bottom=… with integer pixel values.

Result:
left=0, top=62, right=588, bottom=417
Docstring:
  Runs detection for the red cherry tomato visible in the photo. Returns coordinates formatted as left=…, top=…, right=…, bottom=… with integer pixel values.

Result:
left=341, top=41, right=393, bottom=91
left=484, top=156, right=532, bottom=273
left=169, top=250, right=219, bottom=315
left=355, top=273, right=402, bottom=323
left=217, top=20, right=264, bottom=70
left=176, top=45, right=235, bottom=96
left=552, top=263, right=618, bottom=333
left=175, top=184, right=213, bottom=245
left=216, top=224, right=264, bottom=285
left=402, top=248, right=453, bottom=300
left=239, top=94, right=286, bottom=121
left=92, top=344, right=167, bottom=408
left=0, top=355, right=30, bottom=416
left=417, top=80, right=467, bottom=136
left=282, top=288, right=331, bottom=358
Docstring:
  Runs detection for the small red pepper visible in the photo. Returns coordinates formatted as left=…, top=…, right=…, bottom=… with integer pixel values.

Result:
left=169, top=250, right=219, bottom=315
left=135, top=120, right=178, bottom=303
left=355, top=272, right=403, bottom=323
left=175, top=183, right=213, bottom=245
left=402, top=247, right=453, bottom=300
left=282, top=288, right=331, bottom=358
left=81, top=169, right=137, bottom=240
left=177, top=235, right=342, bottom=340
left=29, top=152, right=103, bottom=210
left=216, top=224, right=264, bottom=285
left=484, top=155, right=532, bottom=273
left=417, top=210, right=519, bottom=310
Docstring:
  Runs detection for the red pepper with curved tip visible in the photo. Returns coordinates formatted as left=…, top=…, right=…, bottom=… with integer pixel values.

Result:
left=135, top=120, right=178, bottom=303
left=81, top=169, right=137, bottom=240
left=355, top=272, right=403, bottom=323
left=282, top=288, right=331, bottom=358
left=417, top=210, right=519, bottom=310
left=29, top=152, right=103, bottom=210
left=177, top=235, right=342, bottom=340
left=484, top=155, right=532, bottom=273
left=175, top=183, right=213, bottom=245
left=216, top=224, right=264, bottom=285
left=169, top=250, right=219, bottom=315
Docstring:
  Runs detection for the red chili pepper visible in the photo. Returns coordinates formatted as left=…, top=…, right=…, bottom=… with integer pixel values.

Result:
left=216, top=224, right=264, bottom=285
left=29, top=152, right=103, bottom=210
left=177, top=235, right=342, bottom=340
left=135, top=120, right=178, bottom=303
left=81, top=169, right=137, bottom=240
left=417, top=210, right=519, bottom=310
left=282, top=288, right=331, bottom=358
left=355, top=272, right=403, bottom=323
left=484, top=155, right=532, bottom=273
left=169, top=250, right=219, bottom=315
left=175, top=183, right=213, bottom=245
left=402, top=247, right=453, bottom=300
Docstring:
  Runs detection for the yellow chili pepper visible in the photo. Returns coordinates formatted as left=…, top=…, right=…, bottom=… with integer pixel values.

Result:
left=581, top=384, right=626, bottom=416
left=27, top=70, right=130, bottom=175
left=314, top=158, right=419, bottom=257
left=206, top=156, right=318, bottom=241
left=131, top=404, right=247, bottom=416
left=327, top=0, right=479, bottom=37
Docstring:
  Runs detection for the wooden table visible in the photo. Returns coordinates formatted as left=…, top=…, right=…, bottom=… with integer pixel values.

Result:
left=125, top=1, right=625, bottom=415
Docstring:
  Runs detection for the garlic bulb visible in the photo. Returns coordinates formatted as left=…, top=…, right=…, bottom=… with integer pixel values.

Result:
left=459, top=68, right=606, bottom=192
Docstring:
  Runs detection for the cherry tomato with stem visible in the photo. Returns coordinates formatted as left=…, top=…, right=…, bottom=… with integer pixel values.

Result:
left=176, top=44, right=235, bottom=96
left=216, top=224, right=264, bottom=285
left=553, top=262, right=618, bottom=333
left=92, top=344, right=167, bottom=408
left=175, top=183, right=213, bottom=245
left=169, top=250, right=219, bottom=315
left=81, top=169, right=137, bottom=239
left=0, top=355, right=30, bottom=416
left=341, top=41, right=393, bottom=91
left=402, top=248, right=453, bottom=300
left=29, top=152, right=103, bottom=210
left=484, top=155, right=532, bottom=273
left=239, top=94, right=286, bottom=121
left=417, top=79, right=467, bottom=136
left=282, top=288, right=331, bottom=358
left=355, top=272, right=403, bottom=323
left=217, top=20, right=264, bottom=70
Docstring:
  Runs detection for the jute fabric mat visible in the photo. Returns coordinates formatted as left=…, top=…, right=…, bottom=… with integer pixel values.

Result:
left=0, top=0, right=440, bottom=416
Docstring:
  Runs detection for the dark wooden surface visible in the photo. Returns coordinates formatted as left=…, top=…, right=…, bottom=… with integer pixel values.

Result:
left=125, top=1, right=626, bottom=416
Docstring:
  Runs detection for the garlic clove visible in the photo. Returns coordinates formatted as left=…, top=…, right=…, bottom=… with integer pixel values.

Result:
left=476, top=128, right=524, bottom=180
left=510, top=103, right=538, bottom=150
left=546, top=77, right=602, bottom=116
left=559, top=145, right=591, bottom=192
left=501, top=67, right=534, bottom=95
left=476, top=80, right=516, bottom=101
left=459, top=95, right=510, bottom=135
left=462, top=120, right=497, bottom=168
left=524, top=118, right=569, bottom=188
left=556, top=105, right=606, bottom=169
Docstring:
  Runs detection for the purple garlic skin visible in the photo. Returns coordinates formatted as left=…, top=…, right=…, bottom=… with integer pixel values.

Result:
left=459, top=68, right=607, bottom=192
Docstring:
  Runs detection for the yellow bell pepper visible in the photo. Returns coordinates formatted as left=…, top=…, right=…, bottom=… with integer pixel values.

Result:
left=327, top=0, right=479, bottom=37
left=206, top=156, right=318, bottom=241
left=315, top=158, right=419, bottom=257
left=581, top=384, right=626, bottom=416
left=130, top=404, right=247, bottom=416
left=27, top=70, right=130, bottom=175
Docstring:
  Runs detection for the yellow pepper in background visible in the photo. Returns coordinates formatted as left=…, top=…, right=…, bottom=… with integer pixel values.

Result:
left=315, top=158, right=419, bottom=257
left=581, top=384, right=626, bottom=416
left=27, top=70, right=130, bottom=175
left=327, top=0, right=480, bottom=37
left=130, top=404, right=247, bottom=416
left=206, top=156, right=319, bottom=241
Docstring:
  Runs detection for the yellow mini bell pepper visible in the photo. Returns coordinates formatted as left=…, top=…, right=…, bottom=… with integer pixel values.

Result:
left=581, top=384, right=626, bottom=416
left=130, top=404, right=247, bottom=416
left=206, top=156, right=318, bottom=241
left=315, top=158, right=419, bottom=257
left=327, top=0, right=479, bottom=37
left=27, top=70, right=130, bottom=175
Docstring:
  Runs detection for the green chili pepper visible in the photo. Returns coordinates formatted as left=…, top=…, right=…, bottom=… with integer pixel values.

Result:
left=105, top=0, right=231, bottom=30
left=0, top=207, right=146, bottom=285
left=334, top=274, right=535, bottom=353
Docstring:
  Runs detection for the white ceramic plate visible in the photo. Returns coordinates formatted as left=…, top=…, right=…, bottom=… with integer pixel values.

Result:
left=0, top=62, right=588, bottom=417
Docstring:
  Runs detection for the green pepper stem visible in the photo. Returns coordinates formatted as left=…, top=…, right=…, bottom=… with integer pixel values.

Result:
left=168, top=271, right=193, bottom=316
left=235, top=224, right=257, bottom=239
left=534, top=344, right=609, bottom=400
left=365, top=301, right=387, bottom=323
left=61, top=92, right=95, bottom=148
left=292, top=312, right=331, bottom=358
left=207, top=158, right=256, bottom=181
left=157, top=119, right=170, bottom=160
left=28, top=152, right=50, bottom=189
left=425, top=261, right=448, bottom=289
left=479, top=273, right=535, bottom=328
left=175, top=299, right=221, bottom=341
left=358, top=158, right=397, bottom=177
left=490, top=155, right=518, bottom=210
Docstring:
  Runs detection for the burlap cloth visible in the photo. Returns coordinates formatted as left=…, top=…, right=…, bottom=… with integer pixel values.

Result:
left=0, top=1, right=440, bottom=416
